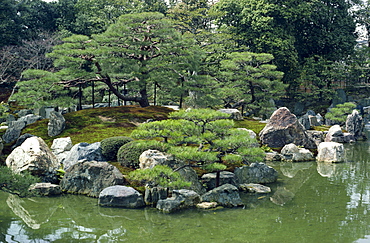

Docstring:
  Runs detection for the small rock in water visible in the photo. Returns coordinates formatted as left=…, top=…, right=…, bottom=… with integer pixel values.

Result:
left=239, top=183, right=271, bottom=193
left=196, top=202, right=218, bottom=209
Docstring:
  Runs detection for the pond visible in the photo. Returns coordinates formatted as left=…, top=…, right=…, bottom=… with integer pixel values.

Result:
left=1, top=141, right=370, bottom=243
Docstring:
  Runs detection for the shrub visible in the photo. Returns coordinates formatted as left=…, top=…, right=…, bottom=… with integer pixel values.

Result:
left=117, top=140, right=170, bottom=168
left=101, top=136, right=134, bottom=161
left=325, top=102, right=356, bottom=125
left=0, top=166, right=40, bottom=197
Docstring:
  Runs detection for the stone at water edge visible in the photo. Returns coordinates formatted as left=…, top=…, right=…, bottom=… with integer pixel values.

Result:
left=316, top=142, right=345, bottom=163
left=156, top=189, right=201, bottom=213
left=98, top=185, right=145, bottom=208
left=239, top=183, right=271, bottom=193
left=29, top=183, right=62, bottom=196
left=200, top=184, right=243, bottom=207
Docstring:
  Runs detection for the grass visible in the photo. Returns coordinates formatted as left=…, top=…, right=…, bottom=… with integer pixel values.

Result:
left=234, top=118, right=267, bottom=134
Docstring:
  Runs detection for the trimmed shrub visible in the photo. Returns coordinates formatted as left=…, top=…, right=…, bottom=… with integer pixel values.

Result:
left=101, top=136, right=134, bottom=161
left=0, top=166, right=40, bottom=197
left=117, top=140, right=170, bottom=168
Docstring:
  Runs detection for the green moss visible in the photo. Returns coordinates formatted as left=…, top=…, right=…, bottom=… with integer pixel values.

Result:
left=21, top=106, right=173, bottom=147
left=234, top=119, right=266, bottom=134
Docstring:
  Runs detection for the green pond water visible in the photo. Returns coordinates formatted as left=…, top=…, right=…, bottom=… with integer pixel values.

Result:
left=1, top=141, right=370, bottom=243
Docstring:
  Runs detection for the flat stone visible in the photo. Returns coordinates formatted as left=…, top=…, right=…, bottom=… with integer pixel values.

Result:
left=239, top=183, right=271, bottom=193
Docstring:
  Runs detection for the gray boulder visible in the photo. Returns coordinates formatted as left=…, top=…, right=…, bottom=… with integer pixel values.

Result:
left=316, top=142, right=345, bottom=163
left=201, top=171, right=237, bottom=190
left=98, top=185, right=145, bottom=208
left=324, top=125, right=355, bottom=143
left=306, top=130, right=324, bottom=147
left=217, top=108, right=243, bottom=120
left=201, top=184, right=243, bottom=207
left=47, top=111, right=65, bottom=137
left=60, top=161, right=125, bottom=197
left=18, top=114, right=42, bottom=125
left=29, top=183, right=62, bottom=196
left=259, top=107, right=315, bottom=148
left=2, top=120, right=26, bottom=144
left=144, top=186, right=168, bottom=206
left=234, top=163, right=278, bottom=184
left=298, top=114, right=311, bottom=130
left=264, top=151, right=282, bottom=161
left=51, top=137, right=73, bottom=163
left=11, top=133, right=35, bottom=150
left=280, top=143, right=314, bottom=162
left=63, top=142, right=104, bottom=170
left=346, top=110, right=364, bottom=140
left=157, top=189, right=201, bottom=213
left=6, top=137, right=60, bottom=178
left=17, top=109, right=33, bottom=117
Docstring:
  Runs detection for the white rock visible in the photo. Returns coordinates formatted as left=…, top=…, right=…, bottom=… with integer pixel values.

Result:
left=317, top=142, right=345, bottom=163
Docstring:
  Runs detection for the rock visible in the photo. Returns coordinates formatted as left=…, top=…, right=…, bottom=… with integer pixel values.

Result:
left=139, top=150, right=174, bottom=169
left=144, top=186, right=168, bottom=205
left=280, top=143, right=314, bottom=162
left=316, top=142, right=345, bottom=163
left=11, top=133, right=35, bottom=150
left=309, top=115, right=321, bottom=127
left=259, top=107, right=315, bottom=148
left=196, top=202, right=218, bottom=209
left=63, top=142, right=104, bottom=170
left=17, top=109, right=33, bottom=117
left=6, top=137, right=60, bottom=180
left=176, top=165, right=206, bottom=195
left=201, top=171, right=237, bottom=190
left=47, top=111, right=65, bottom=137
left=201, top=184, right=243, bottom=207
left=236, top=128, right=257, bottom=139
left=234, top=163, right=278, bottom=184
left=2, top=120, right=27, bottom=144
left=264, top=151, right=282, bottom=161
left=98, top=185, right=145, bottom=208
left=298, top=114, right=311, bottom=130
left=60, top=161, right=125, bottom=197
left=346, top=110, right=364, bottom=140
left=51, top=137, right=73, bottom=163
left=156, top=189, right=201, bottom=213
left=325, top=125, right=346, bottom=143
left=28, top=183, right=62, bottom=196
left=0, top=138, right=3, bottom=155
left=217, top=109, right=243, bottom=120
left=306, top=130, right=324, bottom=147
left=239, top=183, right=271, bottom=193
left=316, top=113, right=324, bottom=125
left=18, top=114, right=42, bottom=125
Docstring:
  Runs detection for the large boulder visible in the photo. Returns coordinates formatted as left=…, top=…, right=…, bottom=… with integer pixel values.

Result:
left=51, top=137, right=73, bottom=163
left=98, top=185, right=145, bottom=208
left=156, top=189, right=201, bottom=213
left=60, top=161, right=125, bottom=197
left=18, top=114, right=42, bottom=125
left=316, top=142, right=345, bottom=163
left=201, top=184, right=243, bottom=207
left=325, top=125, right=355, bottom=143
left=280, top=143, right=314, bottom=162
left=63, top=142, right=104, bottom=170
left=306, top=130, right=324, bottom=147
left=6, top=137, right=60, bottom=181
left=47, top=111, right=65, bottom=137
left=234, top=162, right=278, bottom=184
left=259, top=107, right=315, bottom=148
left=201, top=171, right=237, bottom=190
left=346, top=110, right=364, bottom=140
left=217, top=109, right=243, bottom=120
left=11, top=133, right=35, bottom=150
left=2, top=120, right=26, bottom=144
left=139, top=150, right=174, bottom=169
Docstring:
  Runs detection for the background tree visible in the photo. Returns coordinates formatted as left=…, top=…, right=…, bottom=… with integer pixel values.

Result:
left=47, top=12, right=199, bottom=107
left=218, top=52, right=286, bottom=117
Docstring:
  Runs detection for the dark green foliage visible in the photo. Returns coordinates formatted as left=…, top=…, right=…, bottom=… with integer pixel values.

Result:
left=0, top=166, right=40, bottom=197
left=117, top=140, right=170, bottom=168
left=128, top=165, right=191, bottom=189
left=325, top=102, right=356, bottom=124
left=101, top=136, right=134, bottom=161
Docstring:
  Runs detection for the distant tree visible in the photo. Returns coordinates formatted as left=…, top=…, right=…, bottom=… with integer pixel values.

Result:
left=218, top=52, right=286, bottom=117
left=47, top=12, right=199, bottom=107
left=325, top=102, right=357, bottom=124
